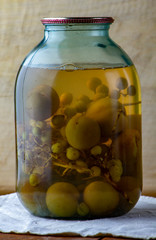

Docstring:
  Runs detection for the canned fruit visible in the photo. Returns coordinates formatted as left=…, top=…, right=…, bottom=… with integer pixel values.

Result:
left=60, top=92, right=73, bottom=105
left=86, top=98, right=126, bottom=138
left=26, top=85, right=59, bottom=120
left=16, top=66, right=141, bottom=218
left=84, top=181, right=119, bottom=216
left=46, top=182, right=79, bottom=217
left=66, top=113, right=101, bottom=150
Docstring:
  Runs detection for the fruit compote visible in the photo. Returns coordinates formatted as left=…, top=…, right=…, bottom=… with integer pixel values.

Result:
left=16, top=64, right=142, bottom=219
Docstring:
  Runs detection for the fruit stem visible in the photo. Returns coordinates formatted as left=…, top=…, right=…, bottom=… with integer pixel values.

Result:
left=53, top=159, right=92, bottom=174
left=123, top=101, right=141, bottom=106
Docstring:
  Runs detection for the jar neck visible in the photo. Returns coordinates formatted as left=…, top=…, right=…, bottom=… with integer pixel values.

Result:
left=44, top=24, right=111, bottom=39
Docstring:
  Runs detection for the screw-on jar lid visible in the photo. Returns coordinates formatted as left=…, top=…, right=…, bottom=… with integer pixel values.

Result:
left=41, top=17, right=114, bottom=25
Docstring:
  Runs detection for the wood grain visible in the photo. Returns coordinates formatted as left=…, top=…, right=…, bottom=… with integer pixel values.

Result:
left=0, top=233, right=136, bottom=240
left=0, top=234, right=98, bottom=240
left=0, top=0, right=155, bottom=195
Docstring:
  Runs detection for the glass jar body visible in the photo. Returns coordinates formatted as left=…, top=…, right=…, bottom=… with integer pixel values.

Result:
left=15, top=20, right=142, bottom=219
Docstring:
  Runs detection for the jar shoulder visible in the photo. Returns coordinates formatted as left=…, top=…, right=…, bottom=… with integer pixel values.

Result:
left=21, top=36, right=133, bottom=69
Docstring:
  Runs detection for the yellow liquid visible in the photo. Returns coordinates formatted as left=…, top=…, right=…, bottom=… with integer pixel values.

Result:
left=16, top=65, right=142, bottom=218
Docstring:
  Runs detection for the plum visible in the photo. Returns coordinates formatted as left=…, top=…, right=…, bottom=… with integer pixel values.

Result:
left=65, top=113, right=101, bottom=150
left=26, top=85, right=59, bottom=120
left=46, top=182, right=79, bottom=217
left=84, top=181, right=119, bottom=216
left=86, top=97, right=127, bottom=138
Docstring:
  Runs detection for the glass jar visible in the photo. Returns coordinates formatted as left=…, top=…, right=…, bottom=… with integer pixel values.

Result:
left=15, top=17, right=142, bottom=219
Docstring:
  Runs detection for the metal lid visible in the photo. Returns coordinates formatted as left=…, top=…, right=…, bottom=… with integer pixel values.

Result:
left=41, top=17, right=114, bottom=25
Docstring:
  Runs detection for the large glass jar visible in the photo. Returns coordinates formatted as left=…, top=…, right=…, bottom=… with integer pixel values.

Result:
left=15, top=17, right=142, bottom=219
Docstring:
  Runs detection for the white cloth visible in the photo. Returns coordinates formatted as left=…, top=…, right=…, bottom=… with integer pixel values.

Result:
left=0, top=193, right=156, bottom=239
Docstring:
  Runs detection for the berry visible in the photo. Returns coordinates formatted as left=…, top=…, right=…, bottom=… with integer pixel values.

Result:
left=107, top=159, right=123, bottom=182
left=60, top=92, right=73, bottom=105
left=116, top=77, right=128, bottom=90
left=127, top=85, right=136, bottom=96
left=29, top=173, right=41, bottom=187
left=76, top=160, right=88, bottom=168
left=96, top=84, right=109, bottom=96
left=41, top=131, right=52, bottom=144
left=66, top=147, right=80, bottom=160
left=32, top=127, right=41, bottom=137
left=22, top=132, right=27, bottom=140
left=93, top=92, right=107, bottom=101
left=36, top=121, right=46, bottom=129
left=77, top=95, right=90, bottom=104
left=77, top=202, right=90, bottom=216
left=75, top=101, right=87, bottom=113
left=64, top=107, right=77, bottom=118
left=51, top=115, right=66, bottom=128
left=87, top=78, right=101, bottom=92
left=90, top=145, right=102, bottom=155
left=91, top=166, right=101, bottom=176
left=52, top=142, right=64, bottom=154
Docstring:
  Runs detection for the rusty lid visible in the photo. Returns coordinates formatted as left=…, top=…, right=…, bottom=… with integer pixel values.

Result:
left=41, top=17, right=114, bottom=25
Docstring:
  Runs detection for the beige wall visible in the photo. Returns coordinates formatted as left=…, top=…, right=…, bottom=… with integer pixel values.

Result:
left=0, top=0, right=155, bottom=195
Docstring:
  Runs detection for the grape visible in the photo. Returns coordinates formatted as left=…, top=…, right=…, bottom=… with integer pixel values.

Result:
left=51, top=115, right=66, bottom=128
left=107, top=159, right=123, bottom=182
left=87, top=78, right=101, bottom=92
left=36, top=121, right=47, bottom=129
left=96, top=84, right=109, bottom=96
left=75, top=101, right=87, bottom=113
left=41, top=131, right=52, bottom=144
left=60, top=92, right=73, bottom=105
left=29, top=119, right=36, bottom=127
left=90, top=145, right=102, bottom=155
left=76, top=160, right=88, bottom=168
left=93, top=92, right=107, bottom=101
left=116, top=77, right=128, bottom=90
left=66, top=147, right=80, bottom=160
left=52, top=142, right=64, bottom=154
left=127, top=85, right=136, bottom=96
left=64, top=107, right=77, bottom=118
left=77, top=95, right=90, bottom=104
left=32, top=127, right=41, bottom=137
left=77, top=202, right=89, bottom=216
left=29, top=173, right=41, bottom=187
left=22, top=132, right=27, bottom=140
left=33, top=166, right=44, bottom=176
left=91, top=166, right=101, bottom=176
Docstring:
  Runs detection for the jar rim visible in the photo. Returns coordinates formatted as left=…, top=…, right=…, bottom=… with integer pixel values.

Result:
left=41, top=17, right=114, bottom=25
